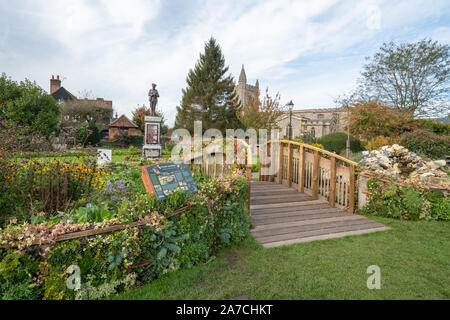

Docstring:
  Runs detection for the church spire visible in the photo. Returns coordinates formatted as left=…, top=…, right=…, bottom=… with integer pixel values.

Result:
left=239, top=64, right=246, bottom=83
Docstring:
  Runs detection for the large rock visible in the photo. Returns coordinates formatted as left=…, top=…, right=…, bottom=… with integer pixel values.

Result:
left=360, top=145, right=449, bottom=186
left=427, top=160, right=447, bottom=170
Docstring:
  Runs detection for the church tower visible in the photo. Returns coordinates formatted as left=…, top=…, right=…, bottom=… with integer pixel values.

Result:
left=237, top=65, right=247, bottom=107
left=235, top=64, right=258, bottom=108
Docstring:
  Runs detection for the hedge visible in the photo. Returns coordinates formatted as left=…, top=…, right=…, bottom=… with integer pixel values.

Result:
left=317, top=132, right=363, bottom=154
left=399, top=129, right=450, bottom=159
left=125, top=135, right=143, bottom=148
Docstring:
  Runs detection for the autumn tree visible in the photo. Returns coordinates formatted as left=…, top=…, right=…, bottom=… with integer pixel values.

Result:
left=349, top=99, right=417, bottom=149
left=174, top=37, right=242, bottom=134
left=60, top=99, right=113, bottom=129
left=132, top=104, right=168, bottom=135
left=238, top=87, right=285, bottom=132
left=360, top=38, right=450, bottom=117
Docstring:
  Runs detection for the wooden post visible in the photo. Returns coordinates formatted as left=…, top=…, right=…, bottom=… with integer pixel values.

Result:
left=258, top=145, right=262, bottom=181
left=311, top=150, right=320, bottom=200
left=267, top=142, right=272, bottom=182
left=298, top=145, right=305, bottom=193
left=223, top=152, right=226, bottom=177
left=329, top=156, right=336, bottom=207
left=348, top=164, right=355, bottom=214
left=246, top=165, right=252, bottom=213
left=277, top=141, right=283, bottom=184
left=287, top=143, right=293, bottom=188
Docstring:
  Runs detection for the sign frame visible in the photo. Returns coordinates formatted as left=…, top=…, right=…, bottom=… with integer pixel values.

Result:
left=141, top=162, right=198, bottom=199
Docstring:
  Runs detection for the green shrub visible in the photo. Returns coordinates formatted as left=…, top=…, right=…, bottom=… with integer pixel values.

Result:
left=125, top=135, right=143, bottom=147
left=0, top=251, right=40, bottom=300
left=425, top=190, right=450, bottom=221
left=176, top=204, right=215, bottom=268
left=317, top=132, right=363, bottom=154
left=0, top=73, right=61, bottom=136
left=75, top=123, right=101, bottom=146
left=299, top=132, right=316, bottom=144
left=399, top=129, right=450, bottom=159
left=414, top=119, right=450, bottom=135
left=361, top=179, right=449, bottom=221
left=111, top=149, right=141, bottom=156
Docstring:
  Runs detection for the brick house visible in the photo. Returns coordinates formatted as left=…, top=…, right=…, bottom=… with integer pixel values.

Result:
left=50, top=75, right=113, bottom=139
left=108, top=114, right=142, bottom=141
left=50, top=75, right=113, bottom=108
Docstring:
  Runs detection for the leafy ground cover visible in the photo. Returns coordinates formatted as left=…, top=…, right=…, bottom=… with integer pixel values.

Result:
left=111, top=216, right=449, bottom=300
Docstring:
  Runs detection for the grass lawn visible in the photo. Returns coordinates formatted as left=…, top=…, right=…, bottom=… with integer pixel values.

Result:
left=110, top=216, right=449, bottom=300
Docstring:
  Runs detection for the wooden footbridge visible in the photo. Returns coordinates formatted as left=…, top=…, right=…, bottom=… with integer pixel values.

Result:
left=187, top=139, right=389, bottom=248
left=250, top=181, right=388, bottom=248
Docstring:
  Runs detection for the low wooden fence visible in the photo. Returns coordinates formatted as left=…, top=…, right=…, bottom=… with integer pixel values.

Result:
left=259, top=140, right=358, bottom=213
left=0, top=205, right=192, bottom=250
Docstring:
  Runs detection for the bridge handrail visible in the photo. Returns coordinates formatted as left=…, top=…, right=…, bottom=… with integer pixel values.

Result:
left=260, top=139, right=357, bottom=213
left=181, top=137, right=251, bottom=164
left=265, top=139, right=358, bottom=167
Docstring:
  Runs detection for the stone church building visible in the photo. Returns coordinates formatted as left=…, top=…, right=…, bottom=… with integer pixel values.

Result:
left=235, top=66, right=347, bottom=138
left=277, top=108, right=348, bottom=139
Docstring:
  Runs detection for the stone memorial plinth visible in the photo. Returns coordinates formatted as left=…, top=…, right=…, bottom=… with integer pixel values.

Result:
left=142, top=115, right=162, bottom=159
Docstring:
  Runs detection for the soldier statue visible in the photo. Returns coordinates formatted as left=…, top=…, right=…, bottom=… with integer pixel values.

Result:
left=148, top=83, right=159, bottom=116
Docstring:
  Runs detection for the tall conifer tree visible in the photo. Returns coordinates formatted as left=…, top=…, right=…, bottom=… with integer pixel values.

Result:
left=174, top=38, right=242, bottom=133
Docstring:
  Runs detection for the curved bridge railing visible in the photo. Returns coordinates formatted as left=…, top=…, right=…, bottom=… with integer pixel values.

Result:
left=259, top=140, right=358, bottom=213
left=182, top=138, right=253, bottom=211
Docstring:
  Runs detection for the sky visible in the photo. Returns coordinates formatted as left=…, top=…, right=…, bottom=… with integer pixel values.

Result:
left=0, top=0, right=449, bottom=126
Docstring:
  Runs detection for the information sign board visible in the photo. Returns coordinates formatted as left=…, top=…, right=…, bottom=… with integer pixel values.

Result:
left=141, top=162, right=198, bottom=199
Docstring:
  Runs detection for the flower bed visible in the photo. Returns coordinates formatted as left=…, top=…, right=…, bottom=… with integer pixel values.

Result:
left=0, top=164, right=250, bottom=300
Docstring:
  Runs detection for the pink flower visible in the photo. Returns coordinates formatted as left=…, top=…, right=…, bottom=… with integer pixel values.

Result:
left=9, top=218, right=17, bottom=224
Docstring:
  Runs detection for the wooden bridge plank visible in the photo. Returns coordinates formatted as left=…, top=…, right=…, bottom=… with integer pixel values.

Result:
left=251, top=211, right=351, bottom=226
left=251, top=183, right=285, bottom=189
left=251, top=195, right=311, bottom=205
left=263, top=227, right=391, bottom=248
left=253, top=221, right=386, bottom=244
left=251, top=207, right=344, bottom=219
left=250, top=199, right=326, bottom=210
left=251, top=187, right=291, bottom=192
left=250, top=189, right=297, bottom=195
left=251, top=217, right=380, bottom=238
left=251, top=203, right=332, bottom=215
left=251, top=193, right=310, bottom=200
left=250, top=191, right=299, bottom=198
left=251, top=215, right=368, bottom=232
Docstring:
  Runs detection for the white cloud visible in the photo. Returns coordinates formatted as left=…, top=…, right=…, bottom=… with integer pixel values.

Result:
left=1, top=0, right=449, bottom=125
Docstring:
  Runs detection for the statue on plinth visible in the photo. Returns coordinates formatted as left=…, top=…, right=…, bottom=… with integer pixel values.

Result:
left=148, top=83, right=159, bottom=116
left=143, top=83, right=162, bottom=159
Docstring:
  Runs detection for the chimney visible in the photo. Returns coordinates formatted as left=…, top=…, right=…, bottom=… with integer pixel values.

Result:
left=50, top=75, right=61, bottom=94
